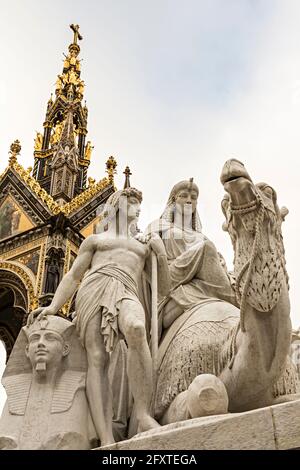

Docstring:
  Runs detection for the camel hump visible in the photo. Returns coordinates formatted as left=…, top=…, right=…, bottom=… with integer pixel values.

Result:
left=155, top=301, right=239, bottom=419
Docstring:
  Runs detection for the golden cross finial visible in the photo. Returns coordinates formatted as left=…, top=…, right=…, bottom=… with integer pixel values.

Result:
left=70, top=24, right=82, bottom=45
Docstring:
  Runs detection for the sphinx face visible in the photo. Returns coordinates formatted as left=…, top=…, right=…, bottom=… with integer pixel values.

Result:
left=26, top=330, right=68, bottom=371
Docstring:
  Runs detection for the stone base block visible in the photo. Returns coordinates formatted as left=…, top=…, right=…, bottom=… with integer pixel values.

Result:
left=98, top=399, right=300, bottom=450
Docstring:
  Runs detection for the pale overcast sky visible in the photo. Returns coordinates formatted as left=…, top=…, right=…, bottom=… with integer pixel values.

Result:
left=1, top=0, right=300, bottom=413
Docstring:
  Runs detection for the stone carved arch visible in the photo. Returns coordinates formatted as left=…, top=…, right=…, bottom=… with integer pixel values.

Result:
left=0, top=263, right=38, bottom=359
left=0, top=326, right=14, bottom=362
left=0, top=261, right=38, bottom=311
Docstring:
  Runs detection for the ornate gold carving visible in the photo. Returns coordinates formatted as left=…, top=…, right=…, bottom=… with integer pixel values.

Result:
left=34, top=132, right=43, bottom=151
left=61, top=241, right=78, bottom=316
left=2, top=141, right=114, bottom=217
left=47, top=94, right=53, bottom=108
left=84, top=141, right=93, bottom=161
left=78, top=159, right=90, bottom=167
left=63, top=240, right=72, bottom=275
left=1, top=159, right=112, bottom=216
left=9, top=140, right=21, bottom=166
left=2, top=239, right=43, bottom=261
left=106, top=156, right=117, bottom=185
left=54, top=25, right=84, bottom=103
left=56, top=74, right=64, bottom=94
left=36, top=242, right=47, bottom=297
left=77, top=80, right=84, bottom=97
left=87, top=176, right=95, bottom=187
left=63, top=240, right=78, bottom=275
left=0, top=261, right=38, bottom=310
left=33, top=149, right=53, bottom=159
left=60, top=177, right=110, bottom=215
left=51, top=121, right=63, bottom=145
left=61, top=300, right=71, bottom=316
left=8, top=160, right=61, bottom=215
left=11, top=248, right=40, bottom=274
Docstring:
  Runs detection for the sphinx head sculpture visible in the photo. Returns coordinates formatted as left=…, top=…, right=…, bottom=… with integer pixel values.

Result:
left=25, top=316, right=71, bottom=378
left=0, top=316, right=96, bottom=450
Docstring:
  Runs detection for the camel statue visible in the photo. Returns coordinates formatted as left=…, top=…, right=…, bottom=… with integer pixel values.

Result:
left=154, top=159, right=299, bottom=425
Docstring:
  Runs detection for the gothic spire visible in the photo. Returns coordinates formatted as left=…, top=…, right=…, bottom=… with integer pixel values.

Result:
left=56, top=24, right=84, bottom=103
left=32, top=25, right=93, bottom=196
left=59, top=107, right=76, bottom=149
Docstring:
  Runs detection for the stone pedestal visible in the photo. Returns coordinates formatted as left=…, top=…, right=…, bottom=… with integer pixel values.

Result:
left=98, top=399, right=300, bottom=450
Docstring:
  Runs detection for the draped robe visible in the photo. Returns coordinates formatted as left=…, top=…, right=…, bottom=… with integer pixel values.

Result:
left=75, top=263, right=141, bottom=352
left=145, top=219, right=236, bottom=340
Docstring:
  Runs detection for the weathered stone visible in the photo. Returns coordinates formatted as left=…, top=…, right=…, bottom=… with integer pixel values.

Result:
left=26, top=188, right=171, bottom=446
left=271, top=399, right=300, bottom=449
left=0, top=316, right=96, bottom=450
left=100, top=406, right=276, bottom=450
left=144, top=161, right=295, bottom=427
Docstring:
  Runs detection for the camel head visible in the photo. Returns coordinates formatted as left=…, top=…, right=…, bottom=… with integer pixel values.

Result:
left=220, top=159, right=289, bottom=313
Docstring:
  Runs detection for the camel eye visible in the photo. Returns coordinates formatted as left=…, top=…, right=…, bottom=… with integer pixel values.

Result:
left=263, top=188, right=273, bottom=199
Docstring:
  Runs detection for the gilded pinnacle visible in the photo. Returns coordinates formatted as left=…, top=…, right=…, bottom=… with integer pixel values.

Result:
left=68, top=24, right=82, bottom=58
left=106, top=156, right=117, bottom=184
left=70, top=24, right=82, bottom=45
left=9, top=139, right=21, bottom=165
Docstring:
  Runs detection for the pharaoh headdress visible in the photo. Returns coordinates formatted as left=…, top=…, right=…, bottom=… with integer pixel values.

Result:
left=2, top=316, right=87, bottom=415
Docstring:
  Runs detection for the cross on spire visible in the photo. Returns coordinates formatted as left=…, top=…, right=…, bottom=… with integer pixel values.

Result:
left=70, top=24, right=82, bottom=45
left=123, top=166, right=132, bottom=189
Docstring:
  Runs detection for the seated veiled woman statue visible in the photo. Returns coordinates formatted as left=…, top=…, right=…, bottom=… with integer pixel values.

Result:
left=145, top=178, right=236, bottom=337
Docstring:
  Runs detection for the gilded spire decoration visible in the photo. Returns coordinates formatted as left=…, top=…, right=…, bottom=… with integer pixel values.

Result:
left=84, top=141, right=93, bottom=161
left=32, top=24, right=92, bottom=195
left=59, top=107, right=76, bottom=148
left=123, top=166, right=132, bottom=189
left=9, top=140, right=21, bottom=166
left=0, top=26, right=118, bottom=357
left=70, top=24, right=83, bottom=46
left=34, top=131, right=43, bottom=151
left=106, top=156, right=117, bottom=184
left=56, top=24, right=83, bottom=102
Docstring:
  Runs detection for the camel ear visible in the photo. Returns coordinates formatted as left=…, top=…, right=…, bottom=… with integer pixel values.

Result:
left=221, top=195, right=230, bottom=231
left=280, top=206, right=289, bottom=221
left=221, top=195, right=229, bottom=215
